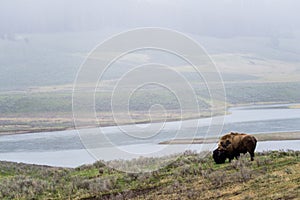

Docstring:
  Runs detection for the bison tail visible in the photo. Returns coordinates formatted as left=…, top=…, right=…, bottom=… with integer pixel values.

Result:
left=253, top=136, right=257, bottom=143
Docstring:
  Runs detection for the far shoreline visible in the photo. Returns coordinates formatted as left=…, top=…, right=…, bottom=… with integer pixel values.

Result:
left=159, top=131, right=300, bottom=145
left=0, top=111, right=226, bottom=136
left=1, top=102, right=299, bottom=137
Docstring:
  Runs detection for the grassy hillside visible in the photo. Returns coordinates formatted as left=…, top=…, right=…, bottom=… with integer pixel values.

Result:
left=0, top=150, right=299, bottom=199
left=1, top=81, right=299, bottom=134
left=1, top=31, right=300, bottom=134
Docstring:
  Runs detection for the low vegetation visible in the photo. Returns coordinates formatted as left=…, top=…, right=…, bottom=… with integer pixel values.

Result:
left=0, top=150, right=299, bottom=199
left=1, top=81, right=300, bottom=135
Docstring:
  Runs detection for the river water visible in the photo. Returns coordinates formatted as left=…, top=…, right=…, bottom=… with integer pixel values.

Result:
left=0, top=104, right=299, bottom=167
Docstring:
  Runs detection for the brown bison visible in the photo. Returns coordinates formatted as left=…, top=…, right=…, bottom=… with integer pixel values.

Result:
left=213, top=132, right=257, bottom=164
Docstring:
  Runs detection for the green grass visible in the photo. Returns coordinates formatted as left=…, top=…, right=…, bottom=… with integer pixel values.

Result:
left=0, top=150, right=299, bottom=199
left=224, top=82, right=300, bottom=105
left=1, top=81, right=299, bottom=134
left=1, top=81, right=298, bottom=115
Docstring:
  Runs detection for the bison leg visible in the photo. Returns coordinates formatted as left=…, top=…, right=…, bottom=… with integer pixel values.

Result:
left=247, top=147, right=256, bottom=161
left=228, top=154, right=235, bottom=162
left=250, top=152, right=255, bottom=161
left=234, top=152, right=240, bottom=160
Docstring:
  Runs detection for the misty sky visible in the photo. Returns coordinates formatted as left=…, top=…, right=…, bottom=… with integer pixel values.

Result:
left=0, top=0, right=299, bottom=37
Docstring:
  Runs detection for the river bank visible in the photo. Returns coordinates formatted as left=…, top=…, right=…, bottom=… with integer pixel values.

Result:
left=159, top=131, right=300, bottom=144
left=1, top=102, right=299, bottom=136
left=0, top=110, right=224, bottom=136
left=0, top=103, right=299, bottom=167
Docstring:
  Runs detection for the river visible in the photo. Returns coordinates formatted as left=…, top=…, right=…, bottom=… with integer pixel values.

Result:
left=0, top=104, right=299, bottom=167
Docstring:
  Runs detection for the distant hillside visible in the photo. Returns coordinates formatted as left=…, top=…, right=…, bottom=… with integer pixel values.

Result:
left=1, top=31, right=300, bottom=91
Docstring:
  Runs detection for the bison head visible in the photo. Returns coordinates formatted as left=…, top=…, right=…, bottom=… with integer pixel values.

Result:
left=213, top=148, right=228, bottom=164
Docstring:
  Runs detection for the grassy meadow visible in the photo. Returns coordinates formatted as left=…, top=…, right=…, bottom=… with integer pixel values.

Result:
left=0, top=150, right=299, bottom=199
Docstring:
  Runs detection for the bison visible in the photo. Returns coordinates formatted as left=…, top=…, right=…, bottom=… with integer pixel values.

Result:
left=213, top=132, right=257, bottom=164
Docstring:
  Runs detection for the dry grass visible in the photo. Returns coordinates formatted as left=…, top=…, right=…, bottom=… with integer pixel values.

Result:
left=0, top=150, right=299, bottom=199
left=131, top=152, right=300, bottom=200
left=289, top=104, right=300, bottom=109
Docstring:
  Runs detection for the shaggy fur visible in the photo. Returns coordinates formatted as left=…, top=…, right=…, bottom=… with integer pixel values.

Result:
left=215, top=132, right=257, bottom=163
